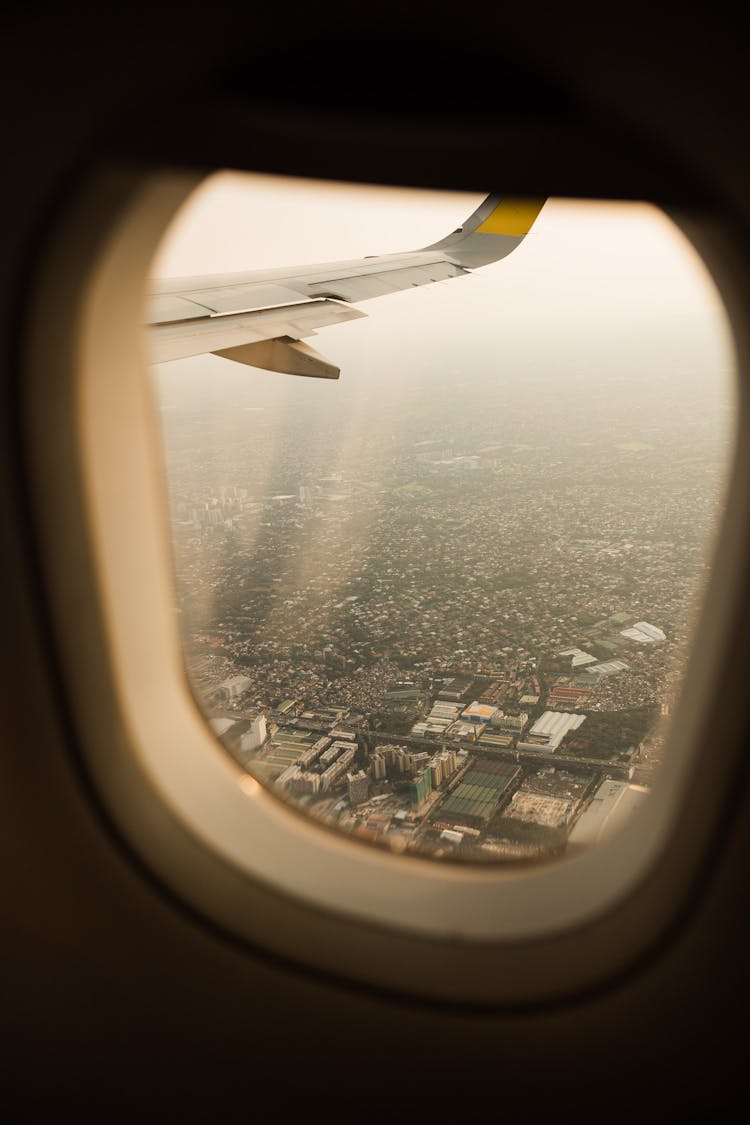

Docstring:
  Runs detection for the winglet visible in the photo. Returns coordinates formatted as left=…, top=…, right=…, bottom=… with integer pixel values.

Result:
left=424, top=194, right=546, bottom=269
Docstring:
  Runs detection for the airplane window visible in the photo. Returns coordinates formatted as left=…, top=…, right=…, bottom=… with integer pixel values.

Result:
left=147, top=172, right=734, bottom=867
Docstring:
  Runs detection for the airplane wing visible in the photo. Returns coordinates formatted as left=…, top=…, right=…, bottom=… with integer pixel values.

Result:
left=147, top=194, right=546, bottom=378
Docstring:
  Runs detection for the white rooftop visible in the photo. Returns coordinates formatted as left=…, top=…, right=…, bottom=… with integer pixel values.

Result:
left=520, top=711, right=587, bottom=752
left=559, top=647, right=598, bottom=667
left=620, top=621, right=666, bottom=644
left=586, top=660, right=629, bottom=675
left=530, top=711, right=586, bottom=738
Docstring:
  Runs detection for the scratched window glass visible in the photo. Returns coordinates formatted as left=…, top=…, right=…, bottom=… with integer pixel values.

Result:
left=148, top=173, right=734, bottom=864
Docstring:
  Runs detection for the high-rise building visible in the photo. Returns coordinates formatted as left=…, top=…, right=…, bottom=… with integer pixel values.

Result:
left=408, top=766, right=432, bottom=809
left=320, top=747, right=357, bottom=792
left=220, top=675, right=252, bottom=702
left=376, top=744, right=412, bottom=775
left=242, top=714, right=267, bottom=753
left=288, top=772, right=321, bottom=797
left=370, top=754, right=387, bottom=781
left=436, top=749, right=458, bottom=778
left=347, top=770, right=369, bottom=805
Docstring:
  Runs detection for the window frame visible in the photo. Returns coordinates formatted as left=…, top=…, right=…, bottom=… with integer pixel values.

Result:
left=22, top=165, right=750, bottom=1005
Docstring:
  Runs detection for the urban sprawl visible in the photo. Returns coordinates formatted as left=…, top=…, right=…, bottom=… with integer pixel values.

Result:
left=156, top=359, right=727, bottom=862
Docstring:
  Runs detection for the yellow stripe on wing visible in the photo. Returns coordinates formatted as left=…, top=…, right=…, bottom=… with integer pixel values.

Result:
left=475, top=198, right=546, bottom=237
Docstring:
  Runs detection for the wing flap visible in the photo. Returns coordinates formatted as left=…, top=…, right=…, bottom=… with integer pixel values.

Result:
left=214, top=337, right=340, bottom=379
left=150, top=255, right=466, bottom=323
left=149, top=298, right=366, bottom=365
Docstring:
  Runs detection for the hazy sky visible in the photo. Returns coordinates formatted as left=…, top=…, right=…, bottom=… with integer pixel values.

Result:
left=151, top=172, right=735, bottom=406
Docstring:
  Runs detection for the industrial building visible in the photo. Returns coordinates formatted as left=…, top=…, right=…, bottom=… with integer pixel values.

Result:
left=276, top=699, right=298, bottom=716
left=585, top=660, right=629, bottom=676
left=252, top=727, right=319, bottom=778
left=412, top=700, right=462, bottom=737
left=461, top=701, right=498, bottom=724
left=620, top=621, right=666, bottom=645
left=546, top=684, right=594, bottom=709
left=517, top=711, right=586, bottom=753
left=436, top=761, right=520, bottom=828
left=436, top=676, right=473, bottom=701
left=493, top=711, right=528, bottom=733
left=478, top=729, right=514, bottom=750
left=446, top=719, right=480, bottom=741
left=558, top=647, right=598, bottom=668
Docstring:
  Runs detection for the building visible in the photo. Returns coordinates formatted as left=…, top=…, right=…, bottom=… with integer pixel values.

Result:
left=411, top=721, right=453, bottom=738
left=412, top=700, right=462, bottom=738
left=276, top=699, right=298, bottom=716
left=547, top=685, right=593, bottom=709
left=494, top=712, right=528, bottom=733
left=447, top=720, right=480, bottom=741
left=257, top=728, right=323, bottom=778
left=219, top=675, right=252, bottom=702
left=437, top=761, right=520, bottom=829
left=478, top=729, right=514, bottom=750
left=347, top=770, right=369, bottom=805
left=558, top=647, right=598, bottom=668
left=320, top=746, right=357, bottom=792
left=320, top=743, right=342, bottom=768
left=243, top=714, right=267, bottom=752
left=209, top=714, right=268, bottom=757
left=408, top=766, right=433, bottom=809
left=287, top=770, right=321, bottom=797
left=373, top=744, right=413, bottom=776
left=517, top=711, right=586, bottom=753
left=620, top=621, right=666, bottom=644
left=461, top=701, right=498, bottom=724
left=585, top=660, right=629, bottom=676
left=436, top=676, right=473, bottom=701
left=370, top=753, right=387, bottom=781
left=435, top=749, right=458, bottom=779
left=297, top=737, right=331, bottom=769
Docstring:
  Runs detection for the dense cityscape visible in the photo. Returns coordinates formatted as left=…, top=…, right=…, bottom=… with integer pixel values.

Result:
left=154, top=339, right=730, bottom=863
